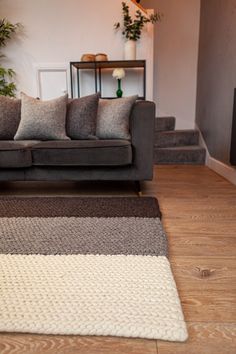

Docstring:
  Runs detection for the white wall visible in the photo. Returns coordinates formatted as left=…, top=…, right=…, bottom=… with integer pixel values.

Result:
left=1, top=0, right=200, bottom=129
left=0, top=0, right=154, bottom=100
left=144, top=0, right=200, bottom=129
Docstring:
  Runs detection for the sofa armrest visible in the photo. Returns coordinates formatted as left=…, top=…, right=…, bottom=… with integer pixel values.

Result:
left=130, top=100, right=155, bottom=180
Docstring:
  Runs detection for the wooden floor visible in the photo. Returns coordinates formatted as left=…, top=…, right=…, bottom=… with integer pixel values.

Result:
left=0, top=165, right=235, bottom=354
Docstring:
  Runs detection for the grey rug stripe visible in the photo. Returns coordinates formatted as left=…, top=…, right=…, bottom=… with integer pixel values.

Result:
left=0, top=217, right=168, bottom=257
left=0, top=197, right=161, bottom=218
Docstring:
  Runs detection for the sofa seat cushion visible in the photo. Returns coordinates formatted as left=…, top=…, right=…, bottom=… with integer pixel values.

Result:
left=0, top=141, right=39, bottom=168
left=31, top=140, right=132, bottom=166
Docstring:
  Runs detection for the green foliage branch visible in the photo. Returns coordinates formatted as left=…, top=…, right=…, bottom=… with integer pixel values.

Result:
left=114, top=1, right=162, bottom=41
left=0, top=18, right=20, bottom=97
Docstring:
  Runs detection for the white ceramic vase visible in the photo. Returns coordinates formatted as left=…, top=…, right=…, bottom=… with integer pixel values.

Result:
left=124, top=40, right=136, bottom=60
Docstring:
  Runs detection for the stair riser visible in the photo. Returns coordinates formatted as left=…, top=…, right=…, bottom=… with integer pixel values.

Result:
left=155, top=131, right=199, bottom=148
left=155, top=117, right=175, bottom=132
left=154, top=149, right=206, bottom=165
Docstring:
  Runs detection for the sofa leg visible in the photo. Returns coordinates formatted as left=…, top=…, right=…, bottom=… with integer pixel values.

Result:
left=134, top=181, right=142, bottom=197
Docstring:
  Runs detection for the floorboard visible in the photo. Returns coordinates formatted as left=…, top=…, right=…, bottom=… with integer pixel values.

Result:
left=157, top=323, right=236, bottom=354
left=0, top=165, right=235, bottom=354
left=0, top=335, right=157, bottom=354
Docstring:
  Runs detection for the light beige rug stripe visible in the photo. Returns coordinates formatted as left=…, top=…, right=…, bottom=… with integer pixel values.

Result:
left=0, top=255, right=188, bottom=341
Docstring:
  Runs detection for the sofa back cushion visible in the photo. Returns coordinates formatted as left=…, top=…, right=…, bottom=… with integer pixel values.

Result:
left=96, top=95, right=138, bottom=139
left=0, top=96, right=21, bottom=140
left=66, top=93, right=99, bottom=139
left=14, top=93, right=69, bottom=141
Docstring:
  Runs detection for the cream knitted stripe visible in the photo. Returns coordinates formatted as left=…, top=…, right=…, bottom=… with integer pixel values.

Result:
left=0, top=254, right=188, bottom=341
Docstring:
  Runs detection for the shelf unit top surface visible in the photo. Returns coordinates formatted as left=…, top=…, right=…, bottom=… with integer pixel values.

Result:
left=70, top=60, right=145, bottom=69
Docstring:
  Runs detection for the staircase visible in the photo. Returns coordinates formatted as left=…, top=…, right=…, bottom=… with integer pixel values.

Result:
left=154, top=117, right=206, bottom=165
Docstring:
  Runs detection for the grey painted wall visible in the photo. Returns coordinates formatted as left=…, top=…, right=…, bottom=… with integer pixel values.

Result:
left=141, top=0, right=200, bottom=129
left=196, top=0, right=236, bottom=164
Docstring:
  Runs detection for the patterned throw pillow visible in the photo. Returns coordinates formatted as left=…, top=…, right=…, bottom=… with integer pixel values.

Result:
left=96, top=95, right=138, bottom=139
left=14, top=93, right=69, bottom=141
left=66, top=93, right=99, bottom=139
left=0, top=96, right=21, bottom=140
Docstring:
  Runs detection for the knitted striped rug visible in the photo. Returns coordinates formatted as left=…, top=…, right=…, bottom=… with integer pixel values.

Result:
left=0, top=197, right=188, bottom=342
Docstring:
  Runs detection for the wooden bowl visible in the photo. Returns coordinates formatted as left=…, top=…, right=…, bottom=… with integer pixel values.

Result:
left=95, top=53, right=108, bottom=61
left=81, top=54, right=96, bottom=62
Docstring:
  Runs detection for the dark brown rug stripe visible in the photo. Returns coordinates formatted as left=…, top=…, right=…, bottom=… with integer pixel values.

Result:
left=0, top=197, right=161, bottom=218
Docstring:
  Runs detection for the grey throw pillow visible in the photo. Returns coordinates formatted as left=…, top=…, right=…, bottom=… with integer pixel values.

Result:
left=14, top=93, right=69, bottom=141
left=96, top=95, right=138, bottom=139
left=66, top=93, right=99, bottom=139
left=0, top=96, right=21, bottom=140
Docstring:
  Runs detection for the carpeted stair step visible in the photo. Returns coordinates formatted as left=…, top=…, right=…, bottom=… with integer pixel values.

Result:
left=154, top=146, right=206, bottom=165
left=155, top=117, right=176, bottom=132
left=155, top=130, right=199, bottom=148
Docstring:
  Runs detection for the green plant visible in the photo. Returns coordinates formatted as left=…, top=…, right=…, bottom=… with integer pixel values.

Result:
left=114, top=1, right=162, bottom=41
left=0, top=18, right=20, bottom=97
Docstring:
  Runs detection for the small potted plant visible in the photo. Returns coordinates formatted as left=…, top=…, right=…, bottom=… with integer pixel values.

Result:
left=114, top=1, right=161, bottom=60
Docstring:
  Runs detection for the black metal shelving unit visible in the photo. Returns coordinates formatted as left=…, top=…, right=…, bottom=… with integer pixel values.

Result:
left=70, top=60, right=146, bottom=99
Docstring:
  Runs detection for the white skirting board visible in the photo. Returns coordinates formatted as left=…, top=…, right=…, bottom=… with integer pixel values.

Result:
left=207, top=157, right=236, bottom=186
left=196, top=125, right=236, bottom=186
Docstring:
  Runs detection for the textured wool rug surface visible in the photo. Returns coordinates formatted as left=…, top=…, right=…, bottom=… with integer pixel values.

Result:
left=0, top=197, right=188, bottom=341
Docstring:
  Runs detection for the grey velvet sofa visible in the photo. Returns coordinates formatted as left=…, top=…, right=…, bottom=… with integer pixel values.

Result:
left=0, top=101, right=155, bottom=188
